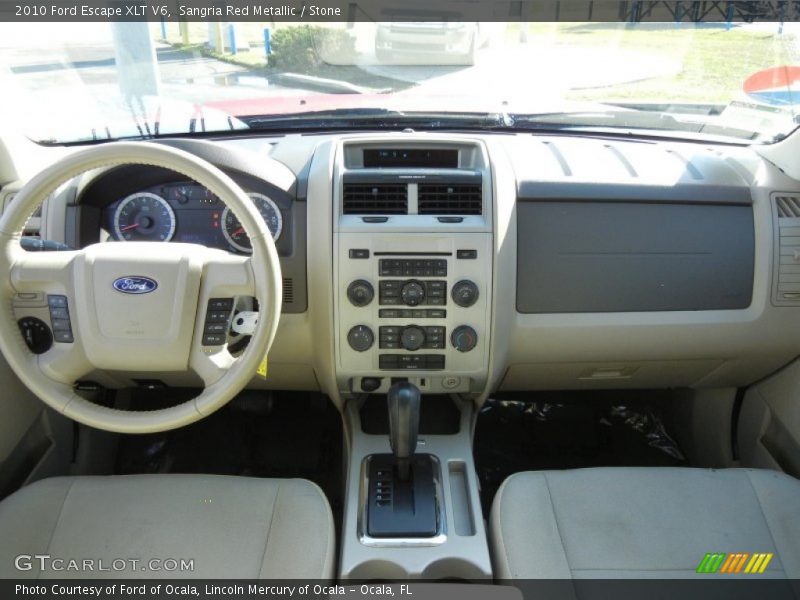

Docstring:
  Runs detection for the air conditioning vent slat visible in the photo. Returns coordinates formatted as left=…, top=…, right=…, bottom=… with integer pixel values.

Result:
left=774, top=194, right=800, bottom=305
left=418, top=183, right=482, bottom=215
left=282, top=278, right=293, bottom=305
left=343, top=183, right=407, bottom=215
left=776, top=195, right=800, bottom=218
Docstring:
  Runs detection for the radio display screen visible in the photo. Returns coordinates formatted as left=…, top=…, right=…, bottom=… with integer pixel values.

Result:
left=363, top=148, right=458, bottom=169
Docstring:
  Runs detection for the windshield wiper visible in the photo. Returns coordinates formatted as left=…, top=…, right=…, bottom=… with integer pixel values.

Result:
left=509, top=109, right=760, bottom=143
left=243, top=108, right=509, bottom=131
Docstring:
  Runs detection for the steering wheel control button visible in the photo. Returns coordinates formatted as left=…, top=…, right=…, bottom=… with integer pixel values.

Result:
left=49, top=307, right=69, bottom=320
left=452, top=280, right=480, bottom=308
left=208, top=298, right=234, bottom=311
left=47, top=295, right=68, bottom=308
left=347, top=325, right=374, bottom=352
left=347, top=280, right=374, bottom=307
left=400, top=280, right=426, bottom=306
left=202, top=298, right=234, bottom=346
left=53, top=331, right=74, bottom=343
left=45, top=295, right=74, bottom=344
left=51, top=319, right=72, bottom=331
left=400, top=326, right=426, bottom=351
left=17, top=317, right=53, bottom=354
left=202, top=333, right=226, bottom=346
left=451, top=325, right=478, bottom=352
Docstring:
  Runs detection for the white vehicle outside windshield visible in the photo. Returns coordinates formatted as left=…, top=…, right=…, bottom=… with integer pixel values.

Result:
left=0, top=20, right=797, bottom=142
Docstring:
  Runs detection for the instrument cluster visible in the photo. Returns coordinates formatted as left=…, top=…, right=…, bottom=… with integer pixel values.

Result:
left=102, top=182, right=284, bottom=253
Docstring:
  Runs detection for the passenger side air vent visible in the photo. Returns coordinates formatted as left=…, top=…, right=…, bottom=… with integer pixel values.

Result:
left=773, top=194, right=800, bottom=305
left=342, top=183, right=407, bottom=215
left=418, top=183, right=482, bottom=215
left=776, top=195, right=800, bottom=218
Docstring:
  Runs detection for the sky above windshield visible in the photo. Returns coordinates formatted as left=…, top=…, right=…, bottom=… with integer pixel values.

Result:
left=0, top=21, right=798, bottom=142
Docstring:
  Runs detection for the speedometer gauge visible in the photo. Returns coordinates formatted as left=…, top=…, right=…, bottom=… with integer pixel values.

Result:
left=113, top=192, right=176, bottom=242
left=222, top=193, right=283, bottom=253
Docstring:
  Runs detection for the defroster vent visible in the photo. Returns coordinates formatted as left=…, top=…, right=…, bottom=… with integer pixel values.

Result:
left=418, top=183, right=482, bottom=215
left=342, top=183, right=407, bottom=215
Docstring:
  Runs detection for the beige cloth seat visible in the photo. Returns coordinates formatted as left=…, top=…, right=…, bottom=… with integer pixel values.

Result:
left=0, top=474, right=335, bottom=578
left=490, top=467, right=800, bottom=579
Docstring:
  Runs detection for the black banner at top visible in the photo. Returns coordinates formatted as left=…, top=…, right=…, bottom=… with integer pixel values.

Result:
left=1, top=0, right=800, bottom=22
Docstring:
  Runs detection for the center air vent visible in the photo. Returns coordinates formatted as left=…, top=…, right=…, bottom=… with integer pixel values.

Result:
left=418, top=183, right=482, bottom=215
left=342, top=183, right=407, bottom=215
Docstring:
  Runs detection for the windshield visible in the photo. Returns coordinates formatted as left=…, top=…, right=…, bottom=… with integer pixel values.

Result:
left=0, top=20, right=798, bottom=143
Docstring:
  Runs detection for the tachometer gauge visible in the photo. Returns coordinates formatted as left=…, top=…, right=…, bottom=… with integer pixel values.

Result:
left=113, top=192, right=176, bottom=242
left=222, top=193, right=283, bottom=253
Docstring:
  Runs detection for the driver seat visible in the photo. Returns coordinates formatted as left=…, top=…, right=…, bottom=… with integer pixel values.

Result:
left=0, top=474, right=335, bottom=578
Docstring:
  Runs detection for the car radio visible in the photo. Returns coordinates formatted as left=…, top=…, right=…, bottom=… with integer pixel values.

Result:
left=333, top=138, right=493, bottom=397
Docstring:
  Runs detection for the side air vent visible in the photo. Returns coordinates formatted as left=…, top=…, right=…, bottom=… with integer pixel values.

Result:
left=282, top=278, right=294, bottom=305
left=418, top=183, right=482, bottom=215
left=776, top=195, right=800, bottom=218
left=342, top=183, right=407, bottom=215
left=774, top=194, right=800, bottom=305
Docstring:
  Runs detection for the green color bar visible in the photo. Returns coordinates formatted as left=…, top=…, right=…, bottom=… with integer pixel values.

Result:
left=696, top=554, right=713, bottom=573
left=697, top=553, right=727, bottom=573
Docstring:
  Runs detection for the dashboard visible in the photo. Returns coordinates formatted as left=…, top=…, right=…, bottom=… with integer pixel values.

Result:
left=7, top=131, right=800, bottom=403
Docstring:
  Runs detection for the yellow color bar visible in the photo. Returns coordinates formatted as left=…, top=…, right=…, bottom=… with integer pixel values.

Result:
left=748, top=554, right=765, bottom=573
left=758, top=553, right=774, bottom=574
left=745, top=553, right=774, bottom=574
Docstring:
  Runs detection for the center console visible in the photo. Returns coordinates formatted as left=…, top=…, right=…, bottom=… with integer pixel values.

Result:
left=333, top=138, right=494, bottom=579
left=334, top=139, right=493, bottom=397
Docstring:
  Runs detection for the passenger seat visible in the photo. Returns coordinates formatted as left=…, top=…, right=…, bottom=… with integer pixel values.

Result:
left=489, top=467, right=800, bottom=578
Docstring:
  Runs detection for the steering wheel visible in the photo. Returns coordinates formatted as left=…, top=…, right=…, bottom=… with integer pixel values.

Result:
left=0, top=142, right=282, bottom=433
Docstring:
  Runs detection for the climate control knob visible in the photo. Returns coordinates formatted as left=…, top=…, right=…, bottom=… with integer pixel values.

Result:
left=347, top=325, right=374, bottom=352
left=400, top=280, right=426, bottom=306
left=451, top=325, right=478, bottom=353
left=400, top=326, right=426, bottom=351
left=347, top=279, right=374, bottom=307
left=452, top=280, right=479, bottom=308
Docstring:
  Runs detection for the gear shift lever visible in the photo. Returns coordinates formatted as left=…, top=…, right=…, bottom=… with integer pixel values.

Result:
left=367, top=381, right=436, bottom=537
left=387, top=381, right=420, bottom=481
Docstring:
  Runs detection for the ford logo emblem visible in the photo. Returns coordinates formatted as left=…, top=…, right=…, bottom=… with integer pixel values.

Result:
left=112, top=276, right=158, bottom=294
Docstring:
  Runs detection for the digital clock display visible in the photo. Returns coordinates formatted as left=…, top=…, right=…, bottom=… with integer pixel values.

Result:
left=363, top=148, right=458, bottom=169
